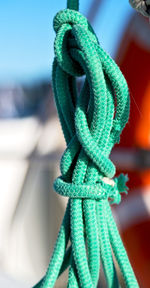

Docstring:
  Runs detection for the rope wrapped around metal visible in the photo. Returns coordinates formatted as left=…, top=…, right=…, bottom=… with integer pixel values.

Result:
left=33, top=0, right=139, bottom=287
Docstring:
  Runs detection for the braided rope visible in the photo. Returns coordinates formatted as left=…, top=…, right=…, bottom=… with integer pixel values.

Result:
left=33, top=1, right=139, bottom=287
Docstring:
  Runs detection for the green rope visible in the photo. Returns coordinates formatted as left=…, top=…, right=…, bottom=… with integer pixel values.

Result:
left=33, top=0, right=139, bottom=287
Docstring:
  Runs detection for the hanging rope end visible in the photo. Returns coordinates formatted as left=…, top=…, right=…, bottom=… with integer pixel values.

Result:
left=110, top=174, right=128, bottom=204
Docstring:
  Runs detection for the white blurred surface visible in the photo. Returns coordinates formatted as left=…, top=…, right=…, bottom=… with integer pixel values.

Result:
left=0, top=272, right=28, bottom=288
left=0, top=117, right=41, bottom=157
left=0, top=116, right=67, bottom=286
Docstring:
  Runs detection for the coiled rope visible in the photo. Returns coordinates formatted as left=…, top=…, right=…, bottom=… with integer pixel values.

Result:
left=33, top=0, right=139, bottom=287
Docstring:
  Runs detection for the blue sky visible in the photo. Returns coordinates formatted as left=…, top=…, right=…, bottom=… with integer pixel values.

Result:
left=0, top=0, right=134, bottom=84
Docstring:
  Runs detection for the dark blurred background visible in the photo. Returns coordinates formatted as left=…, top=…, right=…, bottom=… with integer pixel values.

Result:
left=0, top=0, right=150, bottom=287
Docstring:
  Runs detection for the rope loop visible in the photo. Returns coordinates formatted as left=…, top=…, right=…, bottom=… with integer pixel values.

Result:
left=54, top=174, right=128, bottom=204
left=53, top=9, right=88, bottom=33
left=53, top=9, right=98, bottom=76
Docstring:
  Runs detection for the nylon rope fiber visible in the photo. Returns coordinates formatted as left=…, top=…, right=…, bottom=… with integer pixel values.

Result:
left=33, top=0, right=139, bottom=287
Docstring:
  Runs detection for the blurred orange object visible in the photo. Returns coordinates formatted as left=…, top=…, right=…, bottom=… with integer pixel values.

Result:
left=135, top=82, right=150, bottom=149
left=115, top=13, right=150, bottom=288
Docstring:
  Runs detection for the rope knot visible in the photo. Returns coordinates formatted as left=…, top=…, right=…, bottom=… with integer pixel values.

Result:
left=53, top=9, right=88, bottom=33
left=53, top=9, right=95, bottom=76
